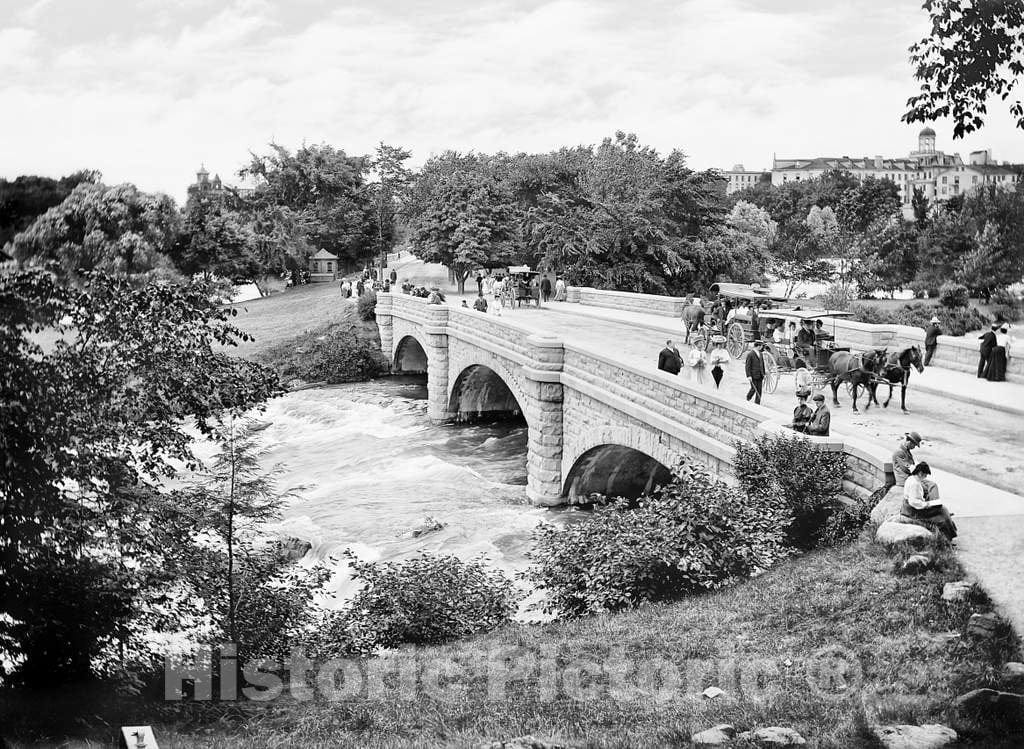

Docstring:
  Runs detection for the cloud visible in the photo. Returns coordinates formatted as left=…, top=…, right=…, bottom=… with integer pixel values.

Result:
left=1, top=0, right=1021, bottom=203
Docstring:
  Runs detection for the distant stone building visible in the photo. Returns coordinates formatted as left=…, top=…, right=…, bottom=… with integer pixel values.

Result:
left=187, top=164, right=254, bottom=200
left=722, top=129, right=1019, bottom=215
left=308, top=249, right=339, bottom=283
left=724, top=165, right=769, bottom=195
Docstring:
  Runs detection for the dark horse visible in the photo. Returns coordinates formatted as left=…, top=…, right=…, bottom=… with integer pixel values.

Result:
left=868, top=345, right=925, bottom=413
left=827, top=348, right=886, bottom=412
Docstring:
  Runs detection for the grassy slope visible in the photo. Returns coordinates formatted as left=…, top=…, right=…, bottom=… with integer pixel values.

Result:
left=133, top=536, right=1021, bottom=748
left=225, top=282, right=366, bottom=361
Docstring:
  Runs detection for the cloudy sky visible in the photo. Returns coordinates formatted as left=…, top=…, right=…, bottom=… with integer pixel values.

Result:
left=2, top=0, right=1022, bottom=203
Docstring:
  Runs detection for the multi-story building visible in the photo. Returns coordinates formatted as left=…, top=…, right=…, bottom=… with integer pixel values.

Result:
left=723, top=165, right=768, bottom=195
left=722, top=129, right=1019, bottom=214
left=188, top=165, right=254, bottom=200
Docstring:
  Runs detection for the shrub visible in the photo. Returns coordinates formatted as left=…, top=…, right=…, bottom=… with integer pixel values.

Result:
left=733, top=433, right=848, bottom=550
left=990, top=287, right=1023, bottom=322
left=938, top=282, right=970, bottom=309
left=818, top=283, right=855, bottom=311
left=338, top=552, right=519, bottom=653
left=522, top=461, right=788, bottom=619
left=301, top=331, right=383, bottom=383
left=357, top=290, right=377, bottom=321
left=848, top=301, right=988, bottom=336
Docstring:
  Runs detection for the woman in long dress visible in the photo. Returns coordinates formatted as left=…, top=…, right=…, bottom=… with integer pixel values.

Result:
left=986, top=326, right=1011, bottom=381
left=687, top=346, right=708, bottom=385
left=708, top=335, right=730, bottom=389
left=553, top=277, right=567, bottom=302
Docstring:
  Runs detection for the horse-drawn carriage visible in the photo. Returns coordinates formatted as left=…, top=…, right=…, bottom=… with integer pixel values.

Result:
left=689, top=283, right=788, bottom=358
left=758, top=308, right=854, bottom=394
left=500, top=265, right=542, bottom=308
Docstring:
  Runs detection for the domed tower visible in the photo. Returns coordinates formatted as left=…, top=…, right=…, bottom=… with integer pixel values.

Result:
left=918, top=127, right=936, bottom=154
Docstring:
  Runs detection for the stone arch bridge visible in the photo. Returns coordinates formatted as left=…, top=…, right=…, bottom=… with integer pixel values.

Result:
left=377, top=294, right=890, bottom=505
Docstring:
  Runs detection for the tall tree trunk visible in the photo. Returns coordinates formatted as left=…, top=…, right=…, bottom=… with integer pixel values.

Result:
left=226, top=429, right=237, bottom=646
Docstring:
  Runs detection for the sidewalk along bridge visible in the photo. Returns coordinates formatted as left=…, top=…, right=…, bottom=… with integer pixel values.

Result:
left=376, top=293, right=892, bottom=506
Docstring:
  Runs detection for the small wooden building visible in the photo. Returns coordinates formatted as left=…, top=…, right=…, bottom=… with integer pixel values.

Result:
left=307, top=249, right=339, bottom=283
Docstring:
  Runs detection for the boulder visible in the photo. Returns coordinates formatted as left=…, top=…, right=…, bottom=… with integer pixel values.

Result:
left=702, top=686, right=726, bottom=700
left=691, top=724, right=736, bottom=747
left=966, top=612, right=1001, bottom=638
left=941, top=581, right=972, bottom=602
left=871, top=724, right=957, bottom=749
left=480, top=736, right=571, bottom=749
left=279, top=537, right=312, bottom=561
left=875, top=521, right=932, bottom=546
left=1003, top=662, right=1024, bottom=680
left=900, top=553, right=933, bottom=574
left=401, top=516, right=447, bottom=539
left=871, top=485, right=904, bottom=525
left=735, top=727, right=806, bottom=746
left=952, top=688, right=1024, bottom=720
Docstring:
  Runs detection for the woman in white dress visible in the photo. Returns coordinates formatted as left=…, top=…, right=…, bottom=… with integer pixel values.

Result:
left=687, top=346, right=709, bottom=385
left=708, top=335, right=730, bottom=389
left=553, top=277, right=567, bottom=301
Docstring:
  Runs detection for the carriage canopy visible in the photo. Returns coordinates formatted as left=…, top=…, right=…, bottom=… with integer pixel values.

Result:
left=709, top=282, right=789, bottom=302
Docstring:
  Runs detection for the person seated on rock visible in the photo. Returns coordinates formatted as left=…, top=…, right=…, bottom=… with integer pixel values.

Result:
left=902, top=462, right=957, bottom=541
left=790, top=389, right=812, bottom=433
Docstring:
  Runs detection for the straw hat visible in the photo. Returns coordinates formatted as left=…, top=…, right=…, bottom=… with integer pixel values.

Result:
left=929, top=316, right=940, bottom=324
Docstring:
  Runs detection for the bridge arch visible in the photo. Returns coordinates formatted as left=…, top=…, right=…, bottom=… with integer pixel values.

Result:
left=447, top=364, right=524, bottom=422
left=393, top=334, right=428, bottom=373
left=562, top=428, right=676, bottom=502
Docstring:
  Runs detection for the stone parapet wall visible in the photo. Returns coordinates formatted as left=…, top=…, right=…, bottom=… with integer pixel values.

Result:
left=563, top=287, right=1020, bottom=379
left=569, top=287, right=687, bottom=317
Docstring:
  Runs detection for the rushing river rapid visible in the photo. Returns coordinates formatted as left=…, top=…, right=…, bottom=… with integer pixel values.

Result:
left=197, top=376, right=567, bottom=613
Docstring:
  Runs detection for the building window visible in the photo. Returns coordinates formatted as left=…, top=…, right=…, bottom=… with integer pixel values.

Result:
left=327, top=262, right=334, bottom=272
left=941, top=176, right=947, bottom=184
left=973, top=176, right=978, bottom=184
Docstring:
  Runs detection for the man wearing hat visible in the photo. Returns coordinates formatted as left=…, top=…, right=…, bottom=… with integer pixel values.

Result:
left=805, top=393, right=831, bottom=436
left=744, top=340, right=766, bottom=404
left=924, top=316, right=941, bottom=366
left=978, top=323, right=999, bottom=378
left=892, top=431, right=926, bottom=486
left=791, top=389, right=813, bottom=433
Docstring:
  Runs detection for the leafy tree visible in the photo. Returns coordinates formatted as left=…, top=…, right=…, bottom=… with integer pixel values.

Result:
left=156, top=420, right=329, bottom=662
left=960, top=183, right=1024, bottom=288
left=11, top=182, right=180, bottom=282
left=368, top=143, right=413, bottom=276
left=407, top=151, right=516, bottom=293
left=903, top=0, right=1024, bottom=137
left=240, top=143, right=375, bottom=283
left=518, top=133, right=726, bottom=293
left=957, top=221, right=1006, bottom=300
left=171, top=189, right=261, bottom=281
left=914, top=207, right=975, bottom=294
left=0, top=269, right=281, bottom=685
left=0, top=170, right=100, bottom=247
left=854, top=216, right=920, bottom=296
left=912, top=186, right=931, bottom=228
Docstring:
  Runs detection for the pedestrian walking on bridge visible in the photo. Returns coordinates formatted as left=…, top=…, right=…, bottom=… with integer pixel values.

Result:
left=744, top=341, right=766, bottom=404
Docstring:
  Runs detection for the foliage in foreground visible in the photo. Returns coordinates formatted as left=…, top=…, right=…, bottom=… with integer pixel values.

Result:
left=733, top=434, right=848, bottom=551
left=336, top=552, right=520, bottom=653
left=523, top=462, right=788, bottom=618
left=0, top=269, right=282, bottom=686
left=849, top=300, right=990, bottom=336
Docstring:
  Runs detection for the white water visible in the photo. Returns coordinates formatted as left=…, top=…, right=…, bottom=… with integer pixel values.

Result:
left=198, top=378, right=564, bottom=609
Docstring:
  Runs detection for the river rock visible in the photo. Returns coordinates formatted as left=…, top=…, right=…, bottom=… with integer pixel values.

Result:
left=480, top=736, right=571, bottom=749
left=870, top=485, right=904, bottom=525
left=941, top=581, right=972, bottom=602
left=871, top=724, right=957, bottom=749
left=967, top=612, right=1001, bottom=638
left=691, top=724, right=735, bottom=746
left=876, top=521, right=932, bottom=546
left=1003, top=662, right=1024, bottom=680
left=900, top=553, right=933, bottom=574
left=702, top=686, right=726, bottom=700
left=401, top=516, right=447, bottom=539
left=952, top=688, right=1024, bottom=719
left=735, top=726, right=806, bottom=746
left=279, top=537, right=312, bottom=561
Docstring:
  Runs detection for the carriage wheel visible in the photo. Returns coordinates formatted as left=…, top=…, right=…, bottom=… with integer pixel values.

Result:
left=794, top=367, right=812, bottom=392
left=726, top=323, right=745, bottom=358
left=845, top=379, right=854, bottom=396
left=763, top=351, right=779, bottom=393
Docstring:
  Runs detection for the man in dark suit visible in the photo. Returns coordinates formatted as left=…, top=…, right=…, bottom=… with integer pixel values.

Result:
left=744, top=341, right=766, bottom=404
left=978, top=323, right=999, bottom=378
left=806, top=394, right=831, bottom=436
left=658, top=340, right=682, bottom=375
